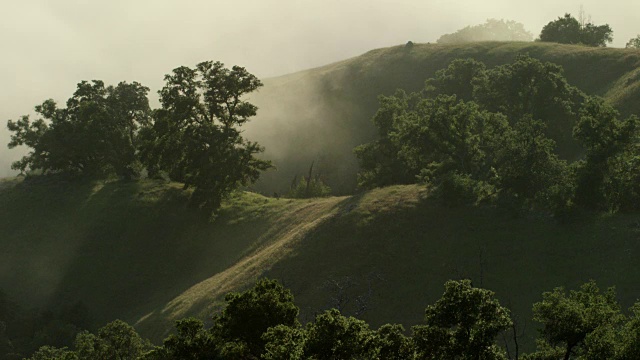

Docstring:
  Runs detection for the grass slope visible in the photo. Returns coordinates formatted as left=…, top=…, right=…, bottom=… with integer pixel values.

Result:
left=0, top=177, right=343, bottom=336
left=247, top=41, right=640, bottom=195
left=2, top=178, right=640, bottom=352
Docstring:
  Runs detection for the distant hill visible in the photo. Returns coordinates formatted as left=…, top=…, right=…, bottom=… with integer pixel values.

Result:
left=246, top=41, right=640, bottom=195
left=2, top=177, right=640, bottom=352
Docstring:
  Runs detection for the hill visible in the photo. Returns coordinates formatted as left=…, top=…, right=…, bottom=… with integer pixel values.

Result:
left=246, top=41, right=640, bottom=195
left=3, top=42, right=640, bottom=354
left=2, top=177, right=640, bottom=352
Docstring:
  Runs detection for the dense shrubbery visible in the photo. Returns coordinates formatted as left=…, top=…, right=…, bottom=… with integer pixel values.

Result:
left=355, top=56, right=640, bottom=214
left=14, top=279, right=640, bottom=360
left=287, top=176, right=331, bottom=199
left=286, top=162, right=331, bottom=199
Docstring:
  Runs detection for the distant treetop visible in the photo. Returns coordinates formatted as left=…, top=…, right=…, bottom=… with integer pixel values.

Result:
left=539, top=13, right=613, bottom=47
left=627, top=35, right=640, bottom=49
left=437, top=19, right=534, bottom=44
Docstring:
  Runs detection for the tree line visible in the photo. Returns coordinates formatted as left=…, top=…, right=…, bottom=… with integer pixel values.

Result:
left=6, top=62, right=271, bottom=215
left=8, top=46, right=640, bottom=216
left=436, top=11, right=640, bottom=49
left=355, top=55, right=640, bottom=216
left=4, top=278, right=638, bottom=360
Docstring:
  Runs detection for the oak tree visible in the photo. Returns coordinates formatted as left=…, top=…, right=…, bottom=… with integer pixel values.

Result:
left=140, top=61, right=272, bottom=213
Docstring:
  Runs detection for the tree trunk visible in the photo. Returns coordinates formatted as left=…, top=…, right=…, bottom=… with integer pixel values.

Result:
left=563, top=343, right=574, bottom=360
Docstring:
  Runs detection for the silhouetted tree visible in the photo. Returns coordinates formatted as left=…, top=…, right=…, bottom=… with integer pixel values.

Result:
left=211, top=278, right=299, bottom=358
left=7, top=81, right=151, bottom=179
left=139, top=61, right=272, bottom=214
left=539, top=13, right=613, bottom=47
left=626, top=35, right=640, bottom=49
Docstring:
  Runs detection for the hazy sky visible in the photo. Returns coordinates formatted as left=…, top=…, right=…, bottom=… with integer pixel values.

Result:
left=1, top=0, right=638, bottom=176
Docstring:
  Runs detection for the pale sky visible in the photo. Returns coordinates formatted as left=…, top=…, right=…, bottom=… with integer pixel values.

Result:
left=1, top=0, right=639, bottom=176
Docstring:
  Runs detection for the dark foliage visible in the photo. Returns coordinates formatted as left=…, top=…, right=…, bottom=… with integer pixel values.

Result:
left=355, top=55, right=640, bottom=213
left=7, top=81, right=151, bottom=179
left=539, top=13, right=613, bottom=47
left=6, top=61, right=272, bottom=216
left=139, top=61, right=272, bottom=214
left=412, top=280, right=512, bottom=359
left=14, top=279, right=640, bottom=360
left=211, top=278, right=300, bottom=358
left=626, top=35, right=640, bottom=49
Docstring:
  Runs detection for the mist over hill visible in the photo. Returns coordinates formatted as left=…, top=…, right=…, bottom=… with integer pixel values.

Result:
left=246, top=41, right=640, bottom=195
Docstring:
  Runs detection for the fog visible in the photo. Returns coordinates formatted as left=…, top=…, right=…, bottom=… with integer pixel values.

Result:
left=1, top=0, right=638, bottom=177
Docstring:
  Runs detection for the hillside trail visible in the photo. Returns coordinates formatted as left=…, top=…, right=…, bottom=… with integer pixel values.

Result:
left=135, top=195, right=347, bottom=339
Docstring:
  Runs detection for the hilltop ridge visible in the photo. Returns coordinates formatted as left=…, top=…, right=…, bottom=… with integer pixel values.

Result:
left=247, top=41, right=640, bottom=194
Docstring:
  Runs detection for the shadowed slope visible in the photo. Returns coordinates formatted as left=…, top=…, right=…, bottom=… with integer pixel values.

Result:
left=134, top=195, right=346, bottom=340
left=2, top=179, right=640, bottom=353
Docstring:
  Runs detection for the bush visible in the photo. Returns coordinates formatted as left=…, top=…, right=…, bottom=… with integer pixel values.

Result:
left=287, top=176, right=332, bottom=198
left=430, top=172, right=494, bottom=207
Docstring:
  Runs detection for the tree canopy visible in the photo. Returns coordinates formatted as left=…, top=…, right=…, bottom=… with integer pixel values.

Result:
left=626, top=35, right=640, bottom=49
left=412, top=280, right=512, bottom=359
left=539, top=13, right=613, bottom=47
left=16, top=278, right=640, bottom=360
left=7, top=81, right=151, bottom=179
left=355, top=55, right=640, bottom=214
left=530, top=281, right=624, bottom=359
left=7, top=61, right=272, bottom=215
left=139, top=61, right=272, bottom=213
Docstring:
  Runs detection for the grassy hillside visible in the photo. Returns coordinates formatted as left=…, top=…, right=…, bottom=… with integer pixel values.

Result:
left=0, top=177, right=342, bottom=331
left=246, top=41, right=640, bottom=195
left=3, top=42, right=640, bottom=353
left=2, top=177, right=640, bottom=352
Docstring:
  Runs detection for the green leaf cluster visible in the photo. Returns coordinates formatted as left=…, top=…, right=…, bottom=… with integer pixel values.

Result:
left=19, top=279, right=640, bottom=360
left=356, top=56, right=640, bottom=213
left=526, top=281, right=640, bottom=360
